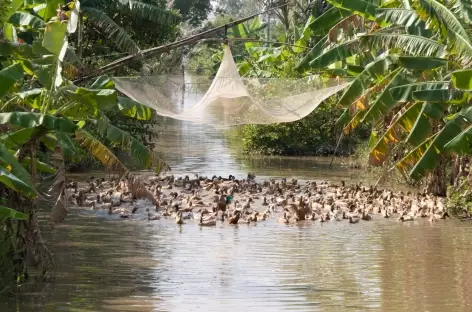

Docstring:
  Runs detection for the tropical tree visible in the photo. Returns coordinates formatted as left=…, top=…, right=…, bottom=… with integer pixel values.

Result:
left=0, top=0, right=168, bottom=290
left=171, top=0, right=212, bottom=26
left=295, top=0, right=472, bottom=196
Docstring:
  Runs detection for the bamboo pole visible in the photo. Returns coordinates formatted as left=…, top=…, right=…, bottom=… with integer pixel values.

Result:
left=74, top=2, right=290, bottom=84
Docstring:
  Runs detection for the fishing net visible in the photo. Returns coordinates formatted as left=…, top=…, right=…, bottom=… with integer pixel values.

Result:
left=113, top=45, right=350, bottom=127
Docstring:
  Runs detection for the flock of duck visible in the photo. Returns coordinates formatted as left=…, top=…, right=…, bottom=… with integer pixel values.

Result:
left=65, top=173, right=472, bottom=226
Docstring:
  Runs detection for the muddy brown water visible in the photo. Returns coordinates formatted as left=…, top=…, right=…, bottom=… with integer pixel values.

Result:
left=3, top=84, right=472, bottom=312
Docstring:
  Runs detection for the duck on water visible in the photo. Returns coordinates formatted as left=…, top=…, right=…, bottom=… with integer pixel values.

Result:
left=64, top=173, right=461, bottom=226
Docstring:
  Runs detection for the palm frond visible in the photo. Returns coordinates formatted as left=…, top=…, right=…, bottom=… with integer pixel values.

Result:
left=82, top=6, right=140, bottom=53
left=360, top=33, right=446, bottom=56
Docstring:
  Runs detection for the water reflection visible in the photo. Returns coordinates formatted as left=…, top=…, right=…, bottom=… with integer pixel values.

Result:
left=153, top=75, right=382, bottom=187
left=4, top=213, right=472, bottom=312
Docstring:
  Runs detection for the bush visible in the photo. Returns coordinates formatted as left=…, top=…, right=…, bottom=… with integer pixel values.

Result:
left=239, top=99, right=370, bottom=156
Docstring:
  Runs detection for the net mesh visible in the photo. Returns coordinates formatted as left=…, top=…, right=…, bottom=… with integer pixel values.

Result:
left=113, top=45, right=350, bottom=127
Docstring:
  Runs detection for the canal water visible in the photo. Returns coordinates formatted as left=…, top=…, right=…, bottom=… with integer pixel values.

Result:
left=2, top=76, right=471, bottom=312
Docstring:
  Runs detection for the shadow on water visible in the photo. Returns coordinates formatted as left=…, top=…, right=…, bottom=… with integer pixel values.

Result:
left=3, top=75, right=472, bottom=311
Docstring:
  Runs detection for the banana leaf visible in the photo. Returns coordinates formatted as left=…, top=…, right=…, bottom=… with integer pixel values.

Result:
left=0, top=205, right=27, bottom=220
left=296, top=35, right=328, bottom=70
left=361, top=68, right=416, bottom=123
left=0, top=166, right=36, bottom=198
left=75, top=129, right=128, bottom=173
left=389, top=81, right=449, bottom=102
left=309, top=7, right=351, bottom=33
left=452, top=69, right=472, bottom=90
left=397, top=106, right=472, bottom=179
left=397, top=56, right=447, bottom=69
left=369, top=102, right=422, bottom=165
left=326, top=0, right=379, bottom=21
left=0, top=143, right=35, bottom=191
left=338, top=55, right=397, bottom=107
left=87, top=119, right=168, bottom=173
left=0, top=63, right=24, bottom=98
left=412, top=89, right=466, bottom=103
left=308, top=39, right=360, bottom=69
left=405, top=102, right=444, bottom=146
left=0, top=112, right=77, bottom=133
left=117, top=96, right=152, bottom=120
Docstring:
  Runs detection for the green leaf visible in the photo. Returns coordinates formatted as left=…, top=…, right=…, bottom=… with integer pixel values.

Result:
left=0, top=143, right=35, bottom=192
left=82, top=6, right=140, bottom=53
left=336, top=108, right=351, bottom=126
left=405, top=102, right=444, bottom=146
left=412, top=89, right=465, bottom=103
left=398, top=56, right=447, bottom=69
left=449, top=0, right=472, bottom=24
left=90, top=76, right=115, bottom=89
left=0, top=63, right=24, bottom=98
left=35, top=0, right=62, bottom=21
left=308, top=39, right=359, bottom=68
left=376, top=8, right=433, bottom=37
left=0, top=128, right=35, bottom=150
left=43, top=21, right=68, bottom=59
left=360, top=33, right=446, bottom=57
left=361, top=68, right=416, bottom=123
left=125, top=0, right=180, bottom=24
left=9, top=11, right=45, bottom=28
left=338, top=55, right=397, bottom=107
left=0, top=166, right=36, bottom=198
left=3, top=23, right=17, bottom=42
left=57, top=132, right=80, bottom=159
left=0, top=112, right=77, bottom=133
left=309, top=7, right=351, bottom=33
left=296, top=35, right=328, bottom=71
left=389, top=81, right=449, bottom=102
left=87, top=119, right=168, bottom=173
left=326, top=0, right=379, bottom=21
left=397, top=106, right=472, bottom=179
left=22, top=157, right=56, bottom=174
left=369, top=102, right=424, bottom=165
left=452, top=69, right=472, bottom=90
left=416, top=0, right=471, bottom=43
left=117, top=96, right=152, bottom=120
left=0, top=205, right=27, bottom=220
left=446, top=124, right=472, bottom=154
left=64, top=88, right=117, bottom=118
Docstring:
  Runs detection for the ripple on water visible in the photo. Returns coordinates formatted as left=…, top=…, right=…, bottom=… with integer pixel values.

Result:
left=3, top=212, right=472, bottom=312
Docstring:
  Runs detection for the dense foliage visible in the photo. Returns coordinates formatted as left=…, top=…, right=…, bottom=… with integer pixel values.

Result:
left=240, top=98, right=370, bottom=156
left=290, top=0, right=472, bottom=196
left=0, top=0, right=173, bottom=292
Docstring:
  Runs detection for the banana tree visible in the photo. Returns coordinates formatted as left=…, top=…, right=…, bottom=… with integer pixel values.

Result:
left=296, top=0, right=472, bottom=195
left=0, top=0, right=168, bottom=286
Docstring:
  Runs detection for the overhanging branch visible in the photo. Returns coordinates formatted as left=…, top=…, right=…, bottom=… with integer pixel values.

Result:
left=74, top=2, right=290, bottom=84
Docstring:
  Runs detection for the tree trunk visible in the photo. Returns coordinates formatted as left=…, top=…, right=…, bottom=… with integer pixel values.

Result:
left=426, top=156, right=447, bottom=196
left=1, top=141, right=54, bottom=292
